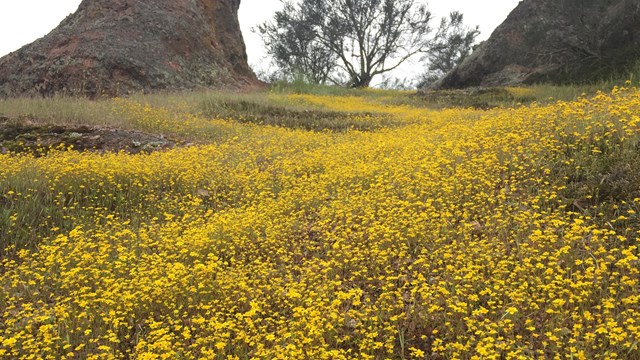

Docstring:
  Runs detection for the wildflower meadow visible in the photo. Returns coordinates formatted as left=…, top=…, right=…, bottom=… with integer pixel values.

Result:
left=1, top=85, right=639, bottom=359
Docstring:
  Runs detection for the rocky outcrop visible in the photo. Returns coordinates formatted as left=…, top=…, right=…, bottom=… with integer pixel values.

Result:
left=0, top=0, right=261, bottom=98
left=433, top=0, right=640, bottom=89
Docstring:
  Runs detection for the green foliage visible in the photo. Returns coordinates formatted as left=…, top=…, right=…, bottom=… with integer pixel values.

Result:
left=417, top=12, right=479, bottom=88
left=255, top=1, right=338, bottom=85
left=417, top=88, right=532, bottom=109
left=200, top=98, right=390, bottom=132
left=267, top=78, right=360, bottom=96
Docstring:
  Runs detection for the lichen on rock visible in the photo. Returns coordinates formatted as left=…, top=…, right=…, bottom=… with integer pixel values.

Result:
left=432, top=0, right=640, bottom=89
left=0, top=0, right=261, bottom=98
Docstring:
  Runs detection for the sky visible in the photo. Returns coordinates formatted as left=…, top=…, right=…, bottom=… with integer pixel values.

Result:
left=0, top=0, right=521, bottom=80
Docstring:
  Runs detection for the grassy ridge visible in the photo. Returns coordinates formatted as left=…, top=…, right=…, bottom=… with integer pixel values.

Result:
left=0, top=80, right=628, bottom=132
left=0, top=85, right=639, bottom=359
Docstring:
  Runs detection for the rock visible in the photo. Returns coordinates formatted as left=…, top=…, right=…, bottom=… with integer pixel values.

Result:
left=432, top=0, right=640, bottom=89
left=0, top=0, right=262, bottom=98
left=68, top=132, right=83, bottom=139
left=196, top=189, right=211, bottom=198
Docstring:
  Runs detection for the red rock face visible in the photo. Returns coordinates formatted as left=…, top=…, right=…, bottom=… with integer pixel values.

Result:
left=432, top=0, right=640, bottom=89
left=0, top=0, right=261, bottom=97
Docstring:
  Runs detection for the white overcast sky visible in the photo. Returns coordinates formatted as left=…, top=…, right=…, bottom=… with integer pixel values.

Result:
left=0, top=0, right=521, bottom=79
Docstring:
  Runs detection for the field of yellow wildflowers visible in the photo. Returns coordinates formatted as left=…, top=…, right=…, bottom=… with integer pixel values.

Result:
left=1, top=85, right=639, bottom=359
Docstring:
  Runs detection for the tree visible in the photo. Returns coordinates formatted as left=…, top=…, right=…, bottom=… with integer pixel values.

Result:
left=417, top=12, right=479, bottom=88
left=258, top=0, right=437, bottom=88
left=256, top=1, right=338, bottom=84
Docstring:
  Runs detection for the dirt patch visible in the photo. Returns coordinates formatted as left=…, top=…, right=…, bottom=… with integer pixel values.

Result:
left=0, top=118, right=176, bottom=155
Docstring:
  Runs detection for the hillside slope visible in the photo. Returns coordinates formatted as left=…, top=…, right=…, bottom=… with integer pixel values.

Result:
left=1, top=86, right=639, bottom=358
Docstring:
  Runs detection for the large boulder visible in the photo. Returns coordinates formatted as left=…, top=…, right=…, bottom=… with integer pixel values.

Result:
left=0, top=0, right=261, bottom=98
left=433, top=0, right=640, bottom=89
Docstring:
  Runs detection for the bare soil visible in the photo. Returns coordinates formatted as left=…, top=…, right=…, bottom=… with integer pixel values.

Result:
left=0, top=116, right=175, bottom=155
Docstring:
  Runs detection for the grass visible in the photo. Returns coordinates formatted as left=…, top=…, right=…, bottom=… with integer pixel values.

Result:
left=0, top=87, right=395, bottom=135
left=0, top=96, right=121, bottom=127
left=0, top=82, right=639, bottom=359
left=0, top=78, right=630, bottom=132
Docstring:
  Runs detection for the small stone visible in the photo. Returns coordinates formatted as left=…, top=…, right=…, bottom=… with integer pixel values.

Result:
left=68, top=132, right=83, bottom=139
left=197, top=189, right=211, bottom=198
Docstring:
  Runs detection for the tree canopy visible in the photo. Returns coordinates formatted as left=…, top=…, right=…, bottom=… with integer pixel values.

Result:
left=417, top=11, right=479, bottom=88
left=258, top=0, right=466, bottom=88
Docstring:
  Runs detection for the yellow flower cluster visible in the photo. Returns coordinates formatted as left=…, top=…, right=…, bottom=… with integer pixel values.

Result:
left=0, top=87, right=639, bottom=359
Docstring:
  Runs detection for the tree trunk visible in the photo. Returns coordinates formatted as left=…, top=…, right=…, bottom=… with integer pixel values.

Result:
left=351, top=74, right=373, bottom=88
